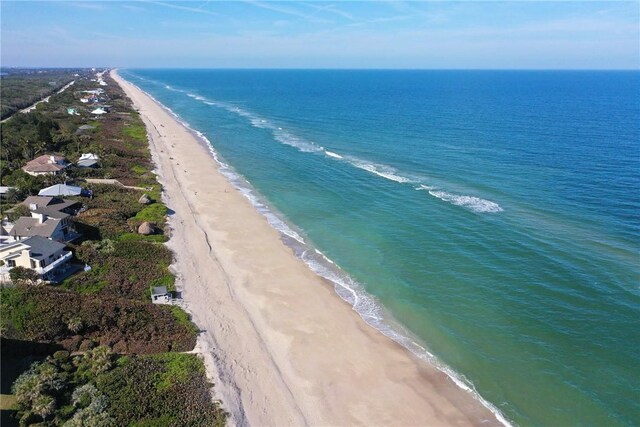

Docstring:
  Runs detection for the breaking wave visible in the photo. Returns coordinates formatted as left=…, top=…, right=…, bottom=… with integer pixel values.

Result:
left=126, top=75, right=504, bottom=215
left=417, top=185, right=503, bottom=213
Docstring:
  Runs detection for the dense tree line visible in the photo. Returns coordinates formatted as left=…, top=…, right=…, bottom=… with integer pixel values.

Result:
left=0, top=69, right=83, bottom=120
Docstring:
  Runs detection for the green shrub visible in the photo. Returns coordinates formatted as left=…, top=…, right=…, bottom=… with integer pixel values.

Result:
left=131, top=165, right=148, bottom=175
left=9, top=266, right=40, bottom=286
left=123, top=124, right=147, bottom=142
left=98, top=354, right=225, bottom=426
left=0, top=287, right=196, bottom=353
left=0, top=287, right=35, bottom=334
left=134, top=203, right=167, bottom=224
left=166, top=306, right=197, bottom=335
left=118, top=233, right=168, bottom=243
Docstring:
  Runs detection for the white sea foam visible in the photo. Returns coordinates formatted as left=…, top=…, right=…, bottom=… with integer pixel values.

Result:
left=186, top=93, right=206, bottom=101
left=429, top=190, right=503, bottom=213
left=346, top=157, right=415, bottom=184
left=132, top=75, right=504, bottom=217
left=325, top=150, right=343, bottom=159
left=416, top=185, right=503, bottom=213
left=273, top=129, right=324, bottom=153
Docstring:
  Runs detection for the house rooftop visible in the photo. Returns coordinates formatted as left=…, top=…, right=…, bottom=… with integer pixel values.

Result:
left=38, top=184, right=82, bottom=197
left=31, top=207, right=70, bottom=220
left=22, top=196, right=65, bottom=207
left=77, top=159, right=98, bottom=168
left=22, top=236, right=66, bottom=260
left=152, top=286, right=168, bottom=295
left=22, top=155, right=68, bottom=174
left=20, top=196, right=79, bottom=213
left=12, top=217, right=61, bottom=239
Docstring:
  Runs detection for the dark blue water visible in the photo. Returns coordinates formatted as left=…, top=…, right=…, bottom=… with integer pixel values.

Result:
left=121, top=69, right=640, bottom=426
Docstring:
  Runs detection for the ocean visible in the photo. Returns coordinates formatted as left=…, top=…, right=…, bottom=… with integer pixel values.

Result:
left=119, top=69, right=640, bottom=426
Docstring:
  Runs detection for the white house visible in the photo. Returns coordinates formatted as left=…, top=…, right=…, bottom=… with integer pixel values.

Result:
left=0, top=236, right=73, bottom=282
left=91, top=108, right=107, bottom=115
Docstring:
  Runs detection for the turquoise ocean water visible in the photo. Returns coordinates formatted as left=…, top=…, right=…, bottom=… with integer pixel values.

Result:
left=120, top=69, right=640, bottom=426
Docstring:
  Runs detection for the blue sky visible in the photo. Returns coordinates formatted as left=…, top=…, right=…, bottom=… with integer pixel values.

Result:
left=1, top=1, right=639, bottom=69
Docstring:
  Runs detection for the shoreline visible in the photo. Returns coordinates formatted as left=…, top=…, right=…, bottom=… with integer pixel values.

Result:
left=112, top=69, right=504, bottom=426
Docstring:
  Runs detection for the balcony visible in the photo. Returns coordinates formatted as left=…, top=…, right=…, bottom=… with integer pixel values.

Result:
left=37, top=251, right=73, bottom=275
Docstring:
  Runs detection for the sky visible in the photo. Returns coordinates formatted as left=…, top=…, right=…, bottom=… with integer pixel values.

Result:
left=1, top=1, right=639, bottom=69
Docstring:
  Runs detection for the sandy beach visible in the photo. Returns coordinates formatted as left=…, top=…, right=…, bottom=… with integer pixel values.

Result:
left=111, top=70, right=502, bottom=427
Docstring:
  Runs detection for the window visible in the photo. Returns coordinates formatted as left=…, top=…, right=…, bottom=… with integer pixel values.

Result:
left=30, top=260, right=36, bottom=268
left=7, top=260, right=16, bottom=267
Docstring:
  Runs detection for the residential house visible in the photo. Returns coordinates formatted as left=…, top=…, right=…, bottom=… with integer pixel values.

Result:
left=91, top=108, right=107, bottom=115
left=11, top=210, right=73, bottom=242
left=22, top=154, right=68, bottom=176
left=2, top=196, right=82, bottom=244
left=0, top=236, right=72, bottom=282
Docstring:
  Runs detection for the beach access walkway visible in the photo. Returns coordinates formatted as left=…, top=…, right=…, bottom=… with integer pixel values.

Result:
left=82, top=178, right=152, bottom=192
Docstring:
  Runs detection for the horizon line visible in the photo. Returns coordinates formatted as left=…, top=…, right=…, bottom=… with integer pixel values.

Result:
left=2, top=66, right=639, bottom=72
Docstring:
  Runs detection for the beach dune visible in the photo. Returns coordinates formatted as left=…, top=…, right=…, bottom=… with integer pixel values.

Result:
left=111, top=70, right=503, bottom=427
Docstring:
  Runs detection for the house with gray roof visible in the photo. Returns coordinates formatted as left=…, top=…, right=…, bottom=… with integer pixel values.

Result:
left=20, top=196, right=81, bottom=215
left=4, top=196, right=81, bottom=243
left=11, top=212, right=71, bottom=242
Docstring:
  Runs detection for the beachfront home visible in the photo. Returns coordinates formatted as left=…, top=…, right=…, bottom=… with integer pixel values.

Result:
left=22, top=155, right=69, bottom=176
left=67, top=108, right=79, bottom=115
left=38, top=183, right=82, bottom=197
left=151, top=286, right=172, bottom=304
left=2, top=196, right=81, bottom=243
left=0, top=236, right=72, bottom=283
left=11, top=216, right=66, bottom=242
